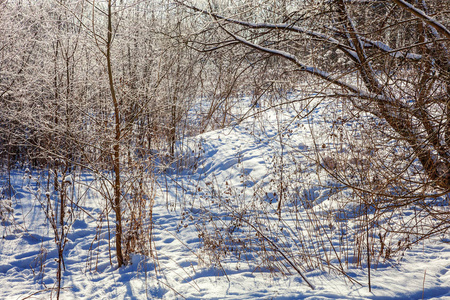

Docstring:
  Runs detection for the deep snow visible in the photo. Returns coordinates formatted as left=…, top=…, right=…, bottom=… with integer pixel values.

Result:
left=0, top=97, right=449, bottom=299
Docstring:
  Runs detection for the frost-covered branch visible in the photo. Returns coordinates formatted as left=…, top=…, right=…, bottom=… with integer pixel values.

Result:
left=392, top=0, right=450, bottom=39
left=359, top=37, right=422, bottom=60
left=176, top=0, right=360, bottom=61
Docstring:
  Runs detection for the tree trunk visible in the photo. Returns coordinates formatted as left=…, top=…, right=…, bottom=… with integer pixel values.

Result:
left=106, top=0, right=124, bottom=267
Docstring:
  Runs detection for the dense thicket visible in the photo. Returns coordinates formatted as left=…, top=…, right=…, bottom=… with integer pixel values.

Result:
left=1, top=0, right=450, bottom=292
left=0, top=0, right=265, bottom=273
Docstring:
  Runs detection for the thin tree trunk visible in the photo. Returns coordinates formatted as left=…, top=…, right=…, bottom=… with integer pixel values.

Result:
left=106, top=0, right=124, bottom=267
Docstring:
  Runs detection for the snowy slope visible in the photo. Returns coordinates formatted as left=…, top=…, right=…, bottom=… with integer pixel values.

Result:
left=0, top=97, right=450, bottom=299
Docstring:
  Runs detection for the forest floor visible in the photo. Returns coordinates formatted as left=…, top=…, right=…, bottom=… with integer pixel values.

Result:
left=1, top=97, right=450, bottom=299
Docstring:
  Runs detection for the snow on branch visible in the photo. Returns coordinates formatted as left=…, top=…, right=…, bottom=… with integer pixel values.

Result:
left=177, top=0, right=411, bottom=112
left=392, top=0, right=450, bottom=40
left=360, top=37, right=422, bottom=61
left=176, top=0, right=359, bottom=61
left=222, top=27, right=400, bottom=106
left=233, top=33, right=412, bottom=116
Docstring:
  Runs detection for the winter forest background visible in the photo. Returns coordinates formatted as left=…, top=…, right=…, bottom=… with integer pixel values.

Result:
left=1, top=0, right=450, bottom=299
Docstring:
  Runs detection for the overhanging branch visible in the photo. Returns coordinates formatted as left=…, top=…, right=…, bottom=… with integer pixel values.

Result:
left=392, top=0, right=450, bottom=40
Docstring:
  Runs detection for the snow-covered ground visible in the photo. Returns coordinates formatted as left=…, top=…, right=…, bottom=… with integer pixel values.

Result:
left=0, top=97, right=449, bottom=299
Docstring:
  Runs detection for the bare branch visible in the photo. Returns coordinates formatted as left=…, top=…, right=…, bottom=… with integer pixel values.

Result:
left=392, top=0, right=450, bottom=39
